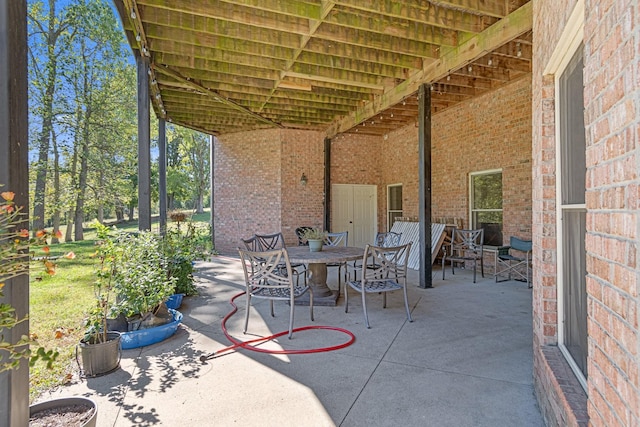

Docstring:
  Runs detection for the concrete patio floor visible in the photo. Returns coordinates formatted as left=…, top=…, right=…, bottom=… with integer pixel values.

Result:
left=38, top=255, right=544, bottom=426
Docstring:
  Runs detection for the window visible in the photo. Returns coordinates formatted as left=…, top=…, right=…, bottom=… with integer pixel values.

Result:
left=387, top=184, right=402, bottom=230
left=558, top=44, right=588, bottom=386
left=470, top=170, right=503, bottom=246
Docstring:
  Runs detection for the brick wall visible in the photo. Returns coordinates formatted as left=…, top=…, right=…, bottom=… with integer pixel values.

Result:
left=582, top=0, right=639, bottom=425
left=216, top=129, right=346, bottom=252
left=215, top=79, right=532, bottom=254
left=386, top=76, right=533, bottom=243
left=532, top=0, right=640, bottom=426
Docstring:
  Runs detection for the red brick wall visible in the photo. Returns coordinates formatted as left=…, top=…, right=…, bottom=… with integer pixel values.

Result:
left=532, top=1, right=640, bottom=426
left=582, top=0, right=639, bottom=425
left=386, top=76, right=533, bottom=242
left=280, top=130, right=325, bottom=243
left=215, top=129, right=327, bottom=253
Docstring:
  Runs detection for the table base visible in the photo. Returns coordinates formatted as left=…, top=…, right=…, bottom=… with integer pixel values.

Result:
left=294, top=290, right=339, bottom=307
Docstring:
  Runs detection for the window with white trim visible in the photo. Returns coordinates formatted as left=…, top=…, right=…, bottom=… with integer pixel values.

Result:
left=387, top=184, right=402, bottom=230
left=470, top=170, right=503, bottom=246
left=557, top=43, right=588, bottom=385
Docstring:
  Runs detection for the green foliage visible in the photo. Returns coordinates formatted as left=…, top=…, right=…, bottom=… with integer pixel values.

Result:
left=92, top=223, right=176, bottom=322
left=0, top=190, right=63, bottom=373
left=301, top=227, right=327, bottom=241
left=161, top=222, right=211, bottom=296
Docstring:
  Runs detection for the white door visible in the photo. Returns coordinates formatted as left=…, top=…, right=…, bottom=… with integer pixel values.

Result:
left=331, top=184, right=377, bottom=248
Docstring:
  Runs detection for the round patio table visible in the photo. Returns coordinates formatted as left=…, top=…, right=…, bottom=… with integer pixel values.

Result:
left=287, top=246, right=364, bottom=307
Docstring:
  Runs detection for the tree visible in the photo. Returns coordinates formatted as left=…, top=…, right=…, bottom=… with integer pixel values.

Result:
left=27, top=0, right=80, bottom=235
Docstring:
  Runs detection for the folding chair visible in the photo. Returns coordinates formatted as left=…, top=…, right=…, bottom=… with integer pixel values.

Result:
left=495, top=236, right=532, bottom=288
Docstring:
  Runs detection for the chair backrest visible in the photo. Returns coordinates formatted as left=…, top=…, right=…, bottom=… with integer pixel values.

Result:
left=362, top=242, right=412, bottom=282
left=375, top=231, right=402, bottom=247
left=295, top=227, right=313, bottom=246
left=510, top=236, right=532, bottom=252
left=238, top=248, right=294, bottom=292
left=255, top=232, right=285, bottom=250
left=240, top=235, right=260, bottom=251
left=451, top=228, right=484, bottom=252
left=324, top=231, right=348, bottom=247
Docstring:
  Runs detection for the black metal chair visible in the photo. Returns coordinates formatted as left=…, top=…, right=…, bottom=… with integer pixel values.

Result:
left=295, top=226, right=314, bottom=246
left=442, top=228, right=484, bottom=283
left=495, top=236, right=532, bottom=288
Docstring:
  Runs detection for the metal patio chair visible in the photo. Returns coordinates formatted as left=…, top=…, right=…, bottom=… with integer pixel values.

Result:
left=495, top=236, right=533, bottom=288
left=345, top=242, right=412, bottom=328
left=442, top=228, right=485, bottom=283
left=350, top=231, right=403, bottom=281
left=323, top=231, right=348, bottom=294
left=238, top=248, right=313, bottom=339
left=255, top=231, right=306, bottom=284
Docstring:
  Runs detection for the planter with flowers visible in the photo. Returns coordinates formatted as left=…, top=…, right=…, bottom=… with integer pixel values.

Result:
left=300, top=228, right=327, bottom=252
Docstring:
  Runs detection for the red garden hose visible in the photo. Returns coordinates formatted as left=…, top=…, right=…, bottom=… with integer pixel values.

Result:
left=199, top=291, right=356, bottom=361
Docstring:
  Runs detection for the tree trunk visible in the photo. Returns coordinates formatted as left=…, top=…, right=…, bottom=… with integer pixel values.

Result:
left=51, top=131, right=61, bottom=243
left=32, top=0, right=60, bottom=235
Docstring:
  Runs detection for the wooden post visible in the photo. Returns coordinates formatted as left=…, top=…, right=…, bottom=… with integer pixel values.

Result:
left=137, top=54, right=151, bottom=231
left=323, top=137, right=331, bottom=231
left=158, top=118, right=167, bottom=235
left=418, top=84, right=433, bottom=288
left=0, top=0, right=30, bottom=424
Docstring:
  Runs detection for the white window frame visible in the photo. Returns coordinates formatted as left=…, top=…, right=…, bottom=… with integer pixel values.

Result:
left=387, top=183, right=403, bottom=230
left=469, top=169, right=503, bottom=243
left=544, top=0, right=587, bottom=391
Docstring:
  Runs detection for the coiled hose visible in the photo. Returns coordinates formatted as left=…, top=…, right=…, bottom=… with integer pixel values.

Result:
left=199, top=291, right=356, bottom=361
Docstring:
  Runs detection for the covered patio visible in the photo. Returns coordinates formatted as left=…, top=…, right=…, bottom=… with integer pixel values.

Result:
left=39, top=258, right=542, bottom=426
left=112, top=0, right=534, bottom=289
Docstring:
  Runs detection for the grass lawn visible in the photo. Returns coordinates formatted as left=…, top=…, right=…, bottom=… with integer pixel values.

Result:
left=29, top=238, right=98, bottom=401
left=28, top=209, right=211, bottom=401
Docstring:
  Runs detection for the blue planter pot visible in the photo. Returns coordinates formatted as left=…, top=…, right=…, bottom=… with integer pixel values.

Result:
left=165, top=293, right=184, bottom=309
left=120, top=309, right=182, bottom=350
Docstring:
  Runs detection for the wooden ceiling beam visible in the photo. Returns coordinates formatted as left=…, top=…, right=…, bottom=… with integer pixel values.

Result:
left=303, top=38, right=423, bottom=69
left=323, top=8, right=458, bottom=46
left=138, top=0, right=311, bottom=35
left=153, top=64, right=283, bottom=128
left=331, top=0, right=493, bottom=33
left=325, top=1, right=532, bottom=137
left=312, top=24, right=439, bottom=59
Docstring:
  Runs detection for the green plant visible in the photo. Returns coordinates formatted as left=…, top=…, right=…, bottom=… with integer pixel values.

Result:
left=301, top=227, right=327, bottom=241
left=161, top=221, right=211, bottom=296
left=109, top=229, right=176, bottom=321
left=1, top=190, right=73, bottom=372
left=83, top=222, right=119, bottom=344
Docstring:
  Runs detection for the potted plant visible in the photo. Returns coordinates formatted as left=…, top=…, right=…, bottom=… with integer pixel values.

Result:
left=161, top=223, right=202, bottom=309
left=91, top=224, right=181, bottom=350
left=77, top=222, right=122, bottom=378
left=301, top=228, right=327, bottom=252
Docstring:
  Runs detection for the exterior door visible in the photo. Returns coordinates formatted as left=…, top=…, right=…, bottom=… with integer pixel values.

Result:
left=331, top=184, right=377, bottom=248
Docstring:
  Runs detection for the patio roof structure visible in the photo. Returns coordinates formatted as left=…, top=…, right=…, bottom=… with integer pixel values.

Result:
left=113, top=0, right=533, bottom=137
